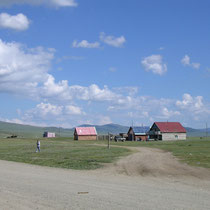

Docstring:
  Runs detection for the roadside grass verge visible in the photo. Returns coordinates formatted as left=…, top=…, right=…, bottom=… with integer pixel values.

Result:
left=0, top=138, right=131, bottom=170
left=105, top=137, right=210, bottom=169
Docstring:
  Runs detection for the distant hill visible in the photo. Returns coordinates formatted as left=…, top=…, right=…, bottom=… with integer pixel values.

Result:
left=0, top=121, right=209, bottom=138
left=185, top=127, right=210, bottom=137
left=0, top=121, right=74, bottom=138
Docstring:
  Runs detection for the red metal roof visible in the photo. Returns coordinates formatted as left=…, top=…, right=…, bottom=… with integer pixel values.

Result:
left=154, top=122, right=186, bottom=133
left=75, top=127, right=97, bottom=136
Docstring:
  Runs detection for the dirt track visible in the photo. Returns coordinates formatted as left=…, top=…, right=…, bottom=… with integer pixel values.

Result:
left=1, top=147, right=210, bottom=210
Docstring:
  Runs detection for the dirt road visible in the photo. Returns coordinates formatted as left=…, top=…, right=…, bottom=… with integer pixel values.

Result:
left=1, top=147, right=210, bottom=210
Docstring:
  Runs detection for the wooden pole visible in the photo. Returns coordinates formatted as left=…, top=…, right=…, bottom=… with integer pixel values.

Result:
left=108, top=133, right=110, bottom=149
left=206, top=123, right=208, bottom=139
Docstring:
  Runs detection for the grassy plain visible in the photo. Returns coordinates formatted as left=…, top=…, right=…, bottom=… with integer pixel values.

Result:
left=0, top=137, right=131, bottom=170
left=0, top=137, right=210, bottom=170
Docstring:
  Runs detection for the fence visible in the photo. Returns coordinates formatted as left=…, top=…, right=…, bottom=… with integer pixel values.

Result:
left=97, top=135, right=110, bottom=141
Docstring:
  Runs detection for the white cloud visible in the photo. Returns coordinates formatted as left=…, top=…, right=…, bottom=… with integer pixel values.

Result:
left=41, top=80, right=120, bottom=103
left=181, top=55, right=200, bottom=69
left=191, top=62, right=200, bottom=69
left=1, top=40, right=209, bottom=128
left=50, top=0, right=77, bottom=7
left=141, top=54, right=167, bottom=75
left=65, top=105, right=83, bottom=115
left=61, top=84, right=118, bottom=102
left=100, top=32, right=126, bottom=47
left=36, top=103, right=63, bottom=116
left=41, top=75, right=71, bottom=100
left=0, top=13, right=30, bottom=31
left=0, top=117, right=25, bottom=125
left=113, top=86, right=139, bottom=96
left=181, top=55, right=190, bottom=66
left=176, top=93, right=203, bottom=110
left=0, top=39, right=124, bottom=104
left=0, top=39, right=54, bottom=97
left=23, top=102, right=84, bottom=121
left=72, top=40, right=100, bottom=48
left=0, top=0, right=78, bottom=7
left=161, top=107, right=180, bottom=118
left=98, top=116, right=112, bottom=125
left=175, top=93, right=210, bottom=123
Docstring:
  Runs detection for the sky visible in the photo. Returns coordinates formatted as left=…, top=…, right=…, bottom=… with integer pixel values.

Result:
left=0, top=0, right=210, bottom=128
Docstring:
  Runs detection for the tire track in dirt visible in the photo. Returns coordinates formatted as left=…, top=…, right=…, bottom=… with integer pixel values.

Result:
left=95, top=145, right=210, bottom=180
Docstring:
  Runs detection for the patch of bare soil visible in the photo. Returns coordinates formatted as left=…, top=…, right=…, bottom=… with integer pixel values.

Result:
left=98, top=146, right=210, bottom=180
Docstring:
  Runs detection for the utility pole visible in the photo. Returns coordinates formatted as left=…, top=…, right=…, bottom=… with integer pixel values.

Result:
left=108, top=132, right=110, bottom=149
left=206, top=123, right=208, bottom=139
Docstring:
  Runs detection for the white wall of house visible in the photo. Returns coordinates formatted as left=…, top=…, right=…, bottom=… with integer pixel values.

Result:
left=162, top=133, right=186, bottom=141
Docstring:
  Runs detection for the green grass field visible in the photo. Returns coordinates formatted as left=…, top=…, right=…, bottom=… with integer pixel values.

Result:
left=0, top=137, right=210, bottom=170
left=0, top=137, right=131, bottom=170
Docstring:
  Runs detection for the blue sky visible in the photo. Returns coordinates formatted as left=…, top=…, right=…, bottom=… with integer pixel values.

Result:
left=0, top=0, right=209, bottom=128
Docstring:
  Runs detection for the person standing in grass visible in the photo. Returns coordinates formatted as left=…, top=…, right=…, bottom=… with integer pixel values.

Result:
left=36, top=140, right=41, bottom=152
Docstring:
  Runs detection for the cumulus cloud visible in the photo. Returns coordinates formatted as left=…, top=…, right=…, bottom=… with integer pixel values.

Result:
left=113, top=86, right=138, bottom=96
left=0, top=13, right=30, bottom=31
left=0, top=40, right=123, bottom=104
left=41, top=78, right=120, bottom=103
left=0, top=39, right=54, bottom=97
left=35, top=103, right=63, bottom=116
left=181, top=55, right=200, bottom=69
left=41, top=75, right=71, bottom=100
left=175, top=93, right=210, bottom=123
left=0, top=0, right=78, bottom=7
left=65, top=105, right=83, bottom=115
left=68, top=84, right=119, bottom=101
left=72, top=40, right=100, bottom=48
left=100, top=32, right=126, bottom=47
left=161, top=107, right=180, bottom=118
left=0, top=39, right=125, bottom=105
left=176, top=93, right=203, bottom=110
left=23, top=102, right=84, bottom=121
left=0, top=117, right=25, bottom=125
left=141, top=55, right=167, bottom=75
left=1, top=40, right=209, bottom=127
left=181, top=55, right=190, bottom=66
left=98, top=116, right=112, bottom=125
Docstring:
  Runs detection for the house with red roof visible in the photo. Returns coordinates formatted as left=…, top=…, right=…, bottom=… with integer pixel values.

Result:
left=74, top=127, right=97, bottom=140
left=148, top=122, right=186, bottom=141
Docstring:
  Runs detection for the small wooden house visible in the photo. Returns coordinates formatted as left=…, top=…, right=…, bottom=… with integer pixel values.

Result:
left=74, top=127, right=97, bottom=140
left=148, top=122, right=186, bottom=141
left=127, top=126, right=150, bottom=141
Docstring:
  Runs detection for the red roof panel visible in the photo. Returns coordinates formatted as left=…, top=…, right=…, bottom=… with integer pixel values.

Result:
left=154, top=122, right=186, bottom=133
left=75, top=127, right=97, bottom=136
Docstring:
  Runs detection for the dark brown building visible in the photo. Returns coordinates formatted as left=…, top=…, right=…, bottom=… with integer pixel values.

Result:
left=127, top=126, right=150, bottom=141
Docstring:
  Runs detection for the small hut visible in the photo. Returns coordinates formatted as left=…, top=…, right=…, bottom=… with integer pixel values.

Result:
left=74, top=127, right=97, bottom=140
left=43, top=132, right=56, bottom=138
left=127, top=126, right=150, bottom=141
